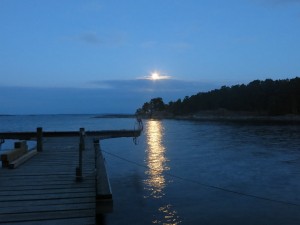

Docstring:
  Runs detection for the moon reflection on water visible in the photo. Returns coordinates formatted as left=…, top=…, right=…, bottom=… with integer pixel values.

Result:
left=144, top=120, right=181, bottom=225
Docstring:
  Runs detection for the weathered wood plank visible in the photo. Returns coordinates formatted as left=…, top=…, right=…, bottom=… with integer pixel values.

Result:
left=0, top=209, right=94, bottom=223
left=0, top=183, right=92, bottom=192
left=0, top=170, right=95, bottom=177
left=2, top=217, right=95, bottom=225
left=3, top=172, right=95, bottom=178
left=0, top=202, right=95, bottom=214
left=0, top=186, right=95, bottom=197
left=0, top=142, right=29, bottom=168
left=0, top=178, right=95, bottom=188
left=9, top=149, right=38, bottom=168
left=0, top=190, right=95, bottom=202
left=1, top=147, right=27, bottom=162
left=0, top=197, right=95, bottom=209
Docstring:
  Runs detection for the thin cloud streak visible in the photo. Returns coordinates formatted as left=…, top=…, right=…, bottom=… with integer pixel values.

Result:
left=65, top=31, right=126, bottom=46
left=79, top=32, right=103, bottom=44
left=63, top=32, right=103, bottom=45
left=90, top=79, right=218, bottom=93
left=139, top=76, right=172, bottom=80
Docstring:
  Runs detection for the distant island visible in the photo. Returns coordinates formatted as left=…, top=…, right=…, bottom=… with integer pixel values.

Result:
left=93, top=114, right=136, bottom=118
left=136, top=77, right=300, bottom=122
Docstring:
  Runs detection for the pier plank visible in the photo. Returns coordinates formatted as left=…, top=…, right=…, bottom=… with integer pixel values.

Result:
left=0, top=202, right=95, bottom=214
left=0, top=208, right=94, bottom=223
left=3, top=217, right=95, bottom=225
left=1, top=197, right=95, bottom=209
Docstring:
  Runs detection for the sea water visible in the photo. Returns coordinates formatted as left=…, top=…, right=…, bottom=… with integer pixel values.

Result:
left=0, top=115, right=300, bottom=224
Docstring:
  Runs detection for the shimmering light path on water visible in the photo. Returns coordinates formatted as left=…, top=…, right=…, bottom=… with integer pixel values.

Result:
left=144, top=120, right=181, bottom=225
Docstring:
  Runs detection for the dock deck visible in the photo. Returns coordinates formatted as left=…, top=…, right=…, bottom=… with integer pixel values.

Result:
left=0, top=128, right=142, bottom=224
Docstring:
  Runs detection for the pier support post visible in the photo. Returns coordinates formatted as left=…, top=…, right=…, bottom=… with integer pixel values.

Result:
left=76, top=128, right=85, bottom=182
left=79, top=128, right=85, bottom=151
left=36, top=127, right=43, bottom=152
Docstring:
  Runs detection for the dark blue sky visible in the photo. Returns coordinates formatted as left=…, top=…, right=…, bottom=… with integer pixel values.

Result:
left=0, top=0, right=300, bottom=114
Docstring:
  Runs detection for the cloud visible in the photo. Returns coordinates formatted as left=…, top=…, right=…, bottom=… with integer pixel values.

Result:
left=90, top=79, right=218, bottom=93
left=64, top=32, right=103, bottom=45
left=79, top=32, right=103, bottom=44
left=138, top=71, right=172, bottom=80
left=66, top=31, right=126, bottom=46
left=141, top=75, right=172, bottom=80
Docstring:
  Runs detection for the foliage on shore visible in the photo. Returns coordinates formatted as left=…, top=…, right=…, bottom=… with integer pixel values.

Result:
left=136, top=77, right=300, bottom=117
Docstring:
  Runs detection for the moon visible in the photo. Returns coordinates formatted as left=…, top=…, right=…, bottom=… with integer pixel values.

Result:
left=148, top=72, right=171, bottom=80
left=139, top=71, right=171, bottom=80
left=151, top=72, right=160, bottom=80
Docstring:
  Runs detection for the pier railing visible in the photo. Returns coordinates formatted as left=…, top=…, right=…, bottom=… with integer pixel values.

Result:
left=0, top=127, right=142, bottom=172
left=0, top=129, right=142, bottom=141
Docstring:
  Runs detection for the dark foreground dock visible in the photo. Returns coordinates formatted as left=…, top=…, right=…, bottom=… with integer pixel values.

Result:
left=0, top=128, right=142, bottom=224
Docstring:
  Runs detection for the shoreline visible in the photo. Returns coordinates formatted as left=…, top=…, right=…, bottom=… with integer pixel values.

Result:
left=138, top=111, right=300, bottom=124
left=1, top=113, right=300, bottom=124
left=172, top=115, right=300, bottom=124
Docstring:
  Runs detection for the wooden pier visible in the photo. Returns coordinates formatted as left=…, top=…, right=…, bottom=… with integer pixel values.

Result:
left=0, top=128, right=142, bottom=224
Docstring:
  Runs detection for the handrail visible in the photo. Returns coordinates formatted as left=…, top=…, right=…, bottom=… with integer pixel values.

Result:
left=0, top=129, right=142, bottom=140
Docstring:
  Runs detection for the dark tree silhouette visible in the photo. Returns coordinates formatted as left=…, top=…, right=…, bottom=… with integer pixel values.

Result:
left=136, top=77, right=300, bottom=116
left=136, top=97, right=166, bottom=117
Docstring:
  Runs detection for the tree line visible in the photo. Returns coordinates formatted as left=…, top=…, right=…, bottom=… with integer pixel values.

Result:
left=136, top=77, right=300, bottom=116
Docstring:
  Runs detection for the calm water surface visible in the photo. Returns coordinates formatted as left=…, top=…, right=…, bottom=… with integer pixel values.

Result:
left=1, top=115, right=300, bottom=224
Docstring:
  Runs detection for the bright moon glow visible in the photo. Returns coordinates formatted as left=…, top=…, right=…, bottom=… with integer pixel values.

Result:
left=151, top=72, right=160, bottom=80
left=138, top=71, right=172, bottom=80
left=143, top=72, right=171, bottom=80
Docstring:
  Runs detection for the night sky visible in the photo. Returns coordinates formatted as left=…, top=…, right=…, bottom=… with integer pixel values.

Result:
left=1, top=0, right=300, bottom=114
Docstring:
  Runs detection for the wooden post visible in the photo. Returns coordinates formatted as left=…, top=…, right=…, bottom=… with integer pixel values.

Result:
left=79, top=128, right=85, bottom=151
left=36, top=127, right=43, bottom=152
left=94, top=139, right=99, bottom=166
left=76, top=128, right=85, bottom=182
